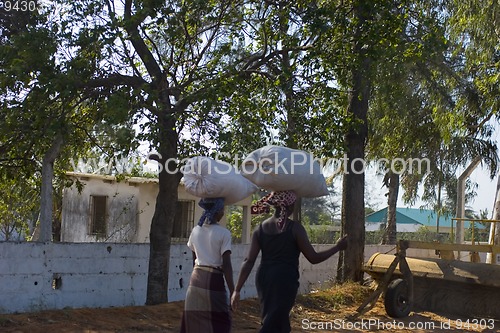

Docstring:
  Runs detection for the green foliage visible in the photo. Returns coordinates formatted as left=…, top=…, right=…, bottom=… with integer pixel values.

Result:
left=302, top=191, right=340, bottom=225
left=364, top=0, right=498, bottom=227
left=365, top=222, right=491, bottom=245
left=365, top=226, right=448, bottom=245
left=402, top=226, right=450, bottom=243
left=464, top=223, right=490, bottom=243
left=203, top=0, right=347, bottom=159
left=0, top=175, right=38, bottom=240
left=302, top=193, right=342, bottom=244
left=225, top=205, right=265, bottom=243
left=364, top=230, right=384, bottom=245
left=303, top=220, right=341, bottom=244
left=226, top=207, right=244, bottom=243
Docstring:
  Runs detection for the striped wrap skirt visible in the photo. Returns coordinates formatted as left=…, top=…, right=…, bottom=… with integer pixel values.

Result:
left=180, top=266, right=231, bottom=333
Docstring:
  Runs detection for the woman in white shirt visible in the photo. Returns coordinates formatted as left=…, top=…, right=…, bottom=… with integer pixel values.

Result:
left=180, top=197, right=234, bottom=333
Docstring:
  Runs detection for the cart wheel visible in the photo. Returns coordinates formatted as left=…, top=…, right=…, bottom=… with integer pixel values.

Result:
left=384, top=278, right=411, bottom=318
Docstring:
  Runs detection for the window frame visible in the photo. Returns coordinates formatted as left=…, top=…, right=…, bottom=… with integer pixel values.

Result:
left=172, top=199, right=195, bottom=240
left=89, top=195, right=108, bottom=237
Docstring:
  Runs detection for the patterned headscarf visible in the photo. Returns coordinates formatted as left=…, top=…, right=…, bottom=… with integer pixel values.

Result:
left=251, top=191, right=297, bottom=232
left=198, top=197, right=225, bottom=226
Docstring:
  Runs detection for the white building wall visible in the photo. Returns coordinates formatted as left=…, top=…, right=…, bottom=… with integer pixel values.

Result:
left=61, top=173, right=253, bottom=244
left=0, top=242, right=405, bottom=314
left=61, top=176, right=141, bottom=243
left=135, top=182, right=158, bottom=242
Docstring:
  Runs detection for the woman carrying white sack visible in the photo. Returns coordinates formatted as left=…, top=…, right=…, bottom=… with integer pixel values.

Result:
left=180, top=197, right=234, bottom=333
left=231, top=190, right=348, bottom=333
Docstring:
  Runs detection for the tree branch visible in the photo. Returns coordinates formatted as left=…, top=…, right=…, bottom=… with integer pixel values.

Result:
left=124, top=0, right=163, bottom=83
left=241, top=45, right=314, bottom=72
left=83, top=74, right=148, bottom=89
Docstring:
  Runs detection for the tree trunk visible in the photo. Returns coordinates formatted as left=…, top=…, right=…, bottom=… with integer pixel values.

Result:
left=146, top=111, right=182, bottom=305
left=337, top=0, right=372, bottom=283
left=456, top=157, right=481, bottom=244
left=122, top=2, right=182, bottom=304
left=486, top=175, right=500, bottom=264
left=278, top=5, right=302, bottom=223
left=337, top=78, right=369, bottom=279
left=435, top=170, right=442, bottom=234
left=38, top=135, right=64, bottom=242
left=382, top=171, right=399, bottom=245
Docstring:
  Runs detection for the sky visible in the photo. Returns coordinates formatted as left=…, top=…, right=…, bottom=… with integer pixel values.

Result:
left=459, top=163, right=498, bottom=216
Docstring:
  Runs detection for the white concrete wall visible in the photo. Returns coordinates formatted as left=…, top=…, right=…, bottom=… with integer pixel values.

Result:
left=2, top=242, right=478, bottom=314
left=0, top=242, right=148, bottom=314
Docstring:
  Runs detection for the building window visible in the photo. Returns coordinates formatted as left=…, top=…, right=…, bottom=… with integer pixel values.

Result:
left=90, top=195, right=107, bottom=236
left=173, top=200, right=194, bottom=239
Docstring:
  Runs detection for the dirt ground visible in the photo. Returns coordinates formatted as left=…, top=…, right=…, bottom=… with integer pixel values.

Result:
left=0, top=283, right=498, bottom=333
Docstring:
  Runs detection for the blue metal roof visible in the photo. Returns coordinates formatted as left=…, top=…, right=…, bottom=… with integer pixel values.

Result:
left=365, top=207, right=484, bottom=229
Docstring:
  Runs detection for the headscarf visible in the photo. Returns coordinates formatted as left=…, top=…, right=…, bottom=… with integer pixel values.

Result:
left=251, top=191, right=297, bottom=232
left=198, top=197, right=225, bottom=226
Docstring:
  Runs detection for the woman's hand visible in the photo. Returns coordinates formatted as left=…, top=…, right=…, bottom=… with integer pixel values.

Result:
left=231, top=291, right=240, bottom=311
left=336, top=235, right=348, bottom=251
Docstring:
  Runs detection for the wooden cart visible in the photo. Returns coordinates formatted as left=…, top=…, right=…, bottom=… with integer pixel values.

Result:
left=354, top=240, right=500, bottom=319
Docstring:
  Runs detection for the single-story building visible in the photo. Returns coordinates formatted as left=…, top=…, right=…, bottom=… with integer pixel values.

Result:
left=365, top=207, right=486, bottom=234
left=61, top=172, right=254, bottom=244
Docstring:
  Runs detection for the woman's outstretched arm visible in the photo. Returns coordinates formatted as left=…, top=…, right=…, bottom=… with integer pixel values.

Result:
left=294, top=223, right=348, bottom=264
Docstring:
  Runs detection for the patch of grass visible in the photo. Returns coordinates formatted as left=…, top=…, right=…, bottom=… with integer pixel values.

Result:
left=0, top=316, right=17, bottom=327
left=295, top=281, right=371, bottom=312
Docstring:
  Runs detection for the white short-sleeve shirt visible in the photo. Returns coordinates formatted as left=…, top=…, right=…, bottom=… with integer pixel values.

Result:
left=187, top=223, right=232, bottom=267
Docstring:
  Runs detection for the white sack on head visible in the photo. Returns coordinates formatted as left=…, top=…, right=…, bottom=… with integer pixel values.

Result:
left=240, top=145, right=329, bottom=197
left=181, top=156, right=259, bottom=205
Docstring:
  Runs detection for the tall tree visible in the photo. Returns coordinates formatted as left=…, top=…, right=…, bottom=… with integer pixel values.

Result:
left=447, top=0, right=500, bottom=243
left=203, top=1, right=347, bottom=225
left=367, top=0, right=499, bottom=245
left=206, top=0, right=347, bottom=154
left=334, top=0, right=373, bottom=282
left=33, top=0, right=276, bottom=305
left=311, top=0, right=427, bottom=280
left=366, top=0, right=449, bottom=244
left=0, top=3, right=139, bottom=242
